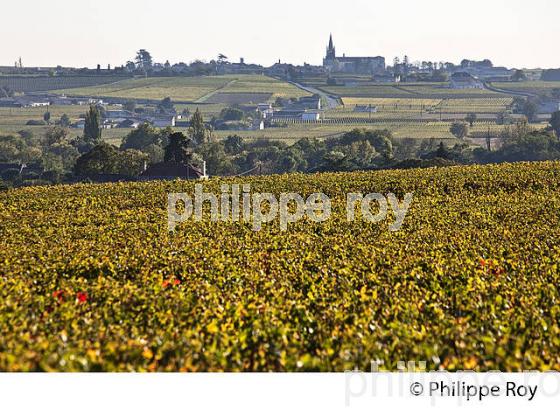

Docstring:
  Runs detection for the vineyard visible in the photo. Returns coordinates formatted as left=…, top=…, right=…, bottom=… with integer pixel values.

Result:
left=1, top=162, right=560, bottom=371
left=489, top=81, right=560, bottom=98
left=52, top=76, right=234, bottom=102
left=52, top=75, right=309, bottom=103
left=434, top=98, right=514, bottom=113
left=337, top=98, right=513, bottom=118
left=0, top=75, right=130, bottom=93
left=320, top=83, right=503, bottom=99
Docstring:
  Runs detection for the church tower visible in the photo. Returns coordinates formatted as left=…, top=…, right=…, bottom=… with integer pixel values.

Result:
left=326, top=34, right=336, bottom=60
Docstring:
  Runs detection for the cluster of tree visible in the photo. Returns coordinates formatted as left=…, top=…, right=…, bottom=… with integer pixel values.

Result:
left=68, top=109, right=209, bottom=177
left=0, top=105, right=108, bottom=188
left=391, top=126, right=560, bottom=170
left=474, top=130, right=560, bottom=164
left=208, top=106, right=255, bottom=131
left=123, top=49, right=225, bottom=77
left=3, top=101, right=560, bottom=191
left=186, top=128, right=395, bottom=176
left=73, top=143, right=147, bottom=178
left=0, top=127, right=79, bottom=188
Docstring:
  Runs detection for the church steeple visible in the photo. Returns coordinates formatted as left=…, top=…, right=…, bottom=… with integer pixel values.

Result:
left=326, top=34, right=336, bottom=60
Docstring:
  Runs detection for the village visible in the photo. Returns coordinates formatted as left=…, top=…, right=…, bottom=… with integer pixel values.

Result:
left=2, top=34, right=560, bottom=130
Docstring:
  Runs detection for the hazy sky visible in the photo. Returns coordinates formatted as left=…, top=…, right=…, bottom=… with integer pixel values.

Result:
left=2, top=0, right=558, bottom=69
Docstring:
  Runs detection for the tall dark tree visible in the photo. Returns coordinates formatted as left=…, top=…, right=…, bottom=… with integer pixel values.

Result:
left=164, top=132, right=191, bottom=164
left=188, top=109, right=207, bottom=145
left=550, top=111, right=560, bottom=139
left=217, top=54, right=228, bottom=65
left=84, top=105, right=102, bottom=143
left=135, top=49, right=153, bottom=69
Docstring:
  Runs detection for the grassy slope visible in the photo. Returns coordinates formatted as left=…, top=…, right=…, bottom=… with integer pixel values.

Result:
left=1, top=162, right=560, bottom=371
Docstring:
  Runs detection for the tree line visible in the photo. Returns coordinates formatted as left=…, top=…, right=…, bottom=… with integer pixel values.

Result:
left=2, top=104, right=560, bottom=189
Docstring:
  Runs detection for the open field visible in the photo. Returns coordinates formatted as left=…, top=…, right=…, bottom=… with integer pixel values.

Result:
left=52, top=75, right=310, bottom=103
left=0, top=105, right=139, bottom=146
left=321, top=84, right=502, bottom=99
left=0, top=105, right=543, bottom=148
left=212, top=75, right=310, bottom=99
left=489, top=81, right=560, bottom=98
left=342, top=98, right=442, bottom=109
left=341, top=98, right=513, bottom=115
left=215, top=122, right=520, bottom=141
left=397, top=84, right=501, bottom=97
left=2, top=162, right=560, bottom=371
left=53, top=76, right=234, bottom=102
left=321, top=84, right=415, bottom=98
left=301, top=74, right=507, bottom=99
left=435, top=98, right=513, bottom=113
left=0, top=101, right=546, bottom=150
left=0, top=106, right=91, bottom=142
left=0, top=75, right=130, bottom=93
left=0, top=106, right=89, bottom=125
left=0, top=75, right=546, bottom=149
left=205, top=92, right=272, bottom=104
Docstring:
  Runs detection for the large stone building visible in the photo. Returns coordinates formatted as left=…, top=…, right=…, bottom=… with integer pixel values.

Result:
left=323, top=35, right=385, bottom=75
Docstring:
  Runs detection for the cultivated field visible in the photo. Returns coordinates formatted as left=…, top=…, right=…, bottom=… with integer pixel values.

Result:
left=237, top=121, right=518, bottom=141
left=0, top=105, right=539, bottom=148
left=0, top=76, right=550, bottom=149
left=0, top=106, right=91, bottom=140
left=52, top=75, right=310, bottom=103
left=321, top=83, right=502, bottom=99
left=340, top=98, right=513, bottom=115
left=53, top=76, right=234, bottom=102
left=0, top=75, right=130, bottom=93
left=204, top=92, right=273, bottom=104
left=2, top=162, right=560, bottom=371
left=489, top=81, right=560, bottom=98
